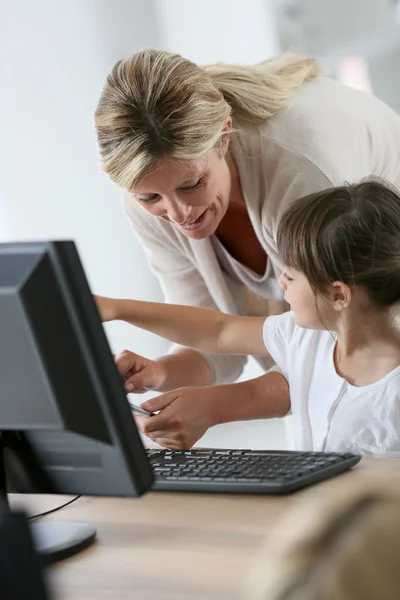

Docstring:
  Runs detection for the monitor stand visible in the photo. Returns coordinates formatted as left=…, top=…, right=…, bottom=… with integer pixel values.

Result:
left=0, top=431, right=96, bottom=565
left=0, top=509, right=52, bottom=600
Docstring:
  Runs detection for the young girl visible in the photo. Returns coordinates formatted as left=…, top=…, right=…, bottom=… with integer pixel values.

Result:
left=96, top=180, right=400, bottom=457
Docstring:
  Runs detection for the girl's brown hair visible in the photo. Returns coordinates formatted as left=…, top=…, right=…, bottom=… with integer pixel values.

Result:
left=277, top=180, right=400, bottom=308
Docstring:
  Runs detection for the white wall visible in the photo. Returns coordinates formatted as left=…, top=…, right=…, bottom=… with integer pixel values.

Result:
left=274, top=0, right=400, bottom=112
left=155, top=0, right=279, bottom=64
left=1, top=0, right=289, bottom=449
left=0, top=0, right=169, bottom=362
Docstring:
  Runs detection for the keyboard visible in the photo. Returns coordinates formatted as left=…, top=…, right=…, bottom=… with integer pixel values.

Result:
left=147, top=449, right=361, bottom=494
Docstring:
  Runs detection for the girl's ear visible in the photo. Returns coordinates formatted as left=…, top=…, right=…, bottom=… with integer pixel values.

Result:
left=330, top=281, right=352, bottom=311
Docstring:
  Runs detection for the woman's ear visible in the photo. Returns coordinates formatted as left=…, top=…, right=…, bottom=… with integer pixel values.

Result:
left=330, top=281, right=352, bottom=311
left=219, top=117, right=232, bottom=156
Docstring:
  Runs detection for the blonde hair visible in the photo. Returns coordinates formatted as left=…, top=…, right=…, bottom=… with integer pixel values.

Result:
left=94, top=48, right=321, bottom=189
left=248, top=475, right=400, bottom=600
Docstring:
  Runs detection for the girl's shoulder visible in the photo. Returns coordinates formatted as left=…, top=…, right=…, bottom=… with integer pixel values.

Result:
left=266, top=311, right=334, bottom=350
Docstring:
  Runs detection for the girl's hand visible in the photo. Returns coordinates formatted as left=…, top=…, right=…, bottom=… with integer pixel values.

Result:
left=116, top=349, right=168, bottom=393
left=94, top=295, right=119, bottom=322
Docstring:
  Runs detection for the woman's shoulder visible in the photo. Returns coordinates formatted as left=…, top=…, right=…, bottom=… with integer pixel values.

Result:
left=231, top=79, right=344, bottom=192
left=263, top=78, right=354, bottom=148
left=263, top=77, right=400, bottom=160
left=252, top=77, right=400, bottom=186
left=268, top=76, right=398, bottom=132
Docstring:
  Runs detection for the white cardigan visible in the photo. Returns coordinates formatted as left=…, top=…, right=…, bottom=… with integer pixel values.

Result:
left=123, top=76, right=400, bottom=384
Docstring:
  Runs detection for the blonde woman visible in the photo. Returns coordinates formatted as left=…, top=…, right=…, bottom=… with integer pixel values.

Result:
left=248, top=474, right=400, bottom=600
left=95, top=49, right=400, bottom=450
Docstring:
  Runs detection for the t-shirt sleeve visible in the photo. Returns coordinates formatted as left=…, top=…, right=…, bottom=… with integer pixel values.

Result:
left=351, top=384, right=400, bottom=458
left=263, top=311, right=297, bottom=378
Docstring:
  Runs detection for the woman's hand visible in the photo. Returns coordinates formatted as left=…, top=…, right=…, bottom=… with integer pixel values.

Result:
left=135, top=387, right=219, bottom=449
left=94, top=295, right=119, bottom=322
left=115, top=349, right=168, bottom=393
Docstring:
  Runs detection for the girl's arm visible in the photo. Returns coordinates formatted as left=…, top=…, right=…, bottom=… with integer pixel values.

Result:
left=95, top=296, right=269, bottom=357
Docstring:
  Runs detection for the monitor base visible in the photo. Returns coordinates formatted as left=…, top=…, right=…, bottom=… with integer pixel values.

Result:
left=30, top=521, right=96, bottom=565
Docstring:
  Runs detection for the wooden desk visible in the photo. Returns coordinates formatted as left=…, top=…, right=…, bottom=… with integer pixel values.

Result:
left=10, top=458, right=400, bottom=600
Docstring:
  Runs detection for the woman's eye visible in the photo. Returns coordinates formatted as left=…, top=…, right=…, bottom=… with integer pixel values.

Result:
left=283, top=272, right=293, bottom=282
left=136, top=194, right=158, bottom=204
left=182, top=178, right=203, bottom=191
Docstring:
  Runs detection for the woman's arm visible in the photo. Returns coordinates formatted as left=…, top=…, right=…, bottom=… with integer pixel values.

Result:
left=137, top=370, right=290, bottom=450
left=96, top=296, right=268, bottom=357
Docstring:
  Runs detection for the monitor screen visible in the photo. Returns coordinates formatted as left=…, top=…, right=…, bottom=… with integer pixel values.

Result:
left=0, top=241, right=154, bottom=561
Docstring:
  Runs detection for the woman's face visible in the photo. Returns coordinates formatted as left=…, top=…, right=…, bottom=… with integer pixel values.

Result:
left=128, top=137, right=232, bottom=240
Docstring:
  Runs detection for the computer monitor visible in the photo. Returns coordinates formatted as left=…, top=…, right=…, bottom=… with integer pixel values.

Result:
left=0, top=241, right=154, bottom=564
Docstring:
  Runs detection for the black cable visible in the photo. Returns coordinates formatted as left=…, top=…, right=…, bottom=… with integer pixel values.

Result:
left=28, top=495, right=81, bottom=521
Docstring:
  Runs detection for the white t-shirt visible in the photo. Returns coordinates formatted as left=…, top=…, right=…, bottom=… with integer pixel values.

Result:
left=263, top=312, right=400, bottom=457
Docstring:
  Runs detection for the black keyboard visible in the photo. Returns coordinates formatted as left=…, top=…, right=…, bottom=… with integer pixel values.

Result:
left=147, top=449, right=361, bottom=494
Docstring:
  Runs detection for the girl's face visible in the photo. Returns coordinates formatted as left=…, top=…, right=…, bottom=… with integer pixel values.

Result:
left=278, top=267, right=332, bottom=329
left=127, top=135, right=232, bottom=241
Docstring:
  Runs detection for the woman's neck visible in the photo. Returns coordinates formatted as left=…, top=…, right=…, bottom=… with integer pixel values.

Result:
left=226, top=150, right=246, bottom=206
left=215, top=151, right=268, bottom=275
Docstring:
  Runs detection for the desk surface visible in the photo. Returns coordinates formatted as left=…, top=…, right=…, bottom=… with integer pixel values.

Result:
left=10, top=458, right=400, bottom=600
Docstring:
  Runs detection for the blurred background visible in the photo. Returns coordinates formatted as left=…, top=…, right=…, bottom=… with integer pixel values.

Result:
left=1, top=0, right=399, bottom=449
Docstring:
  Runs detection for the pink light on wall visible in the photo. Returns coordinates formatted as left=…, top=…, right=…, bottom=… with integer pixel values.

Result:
left=336, top=56, right=373, bottom=93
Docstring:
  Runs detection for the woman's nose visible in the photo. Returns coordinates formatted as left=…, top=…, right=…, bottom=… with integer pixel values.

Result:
left=165, top=197, right=190, bottom=224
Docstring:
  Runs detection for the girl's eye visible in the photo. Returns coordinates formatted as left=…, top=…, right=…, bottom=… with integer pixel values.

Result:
left=283, top=272, right=293, bottom=282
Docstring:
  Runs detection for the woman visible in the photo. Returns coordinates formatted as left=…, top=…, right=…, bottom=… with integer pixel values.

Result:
left=94, top=49, right=400, bottom=449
